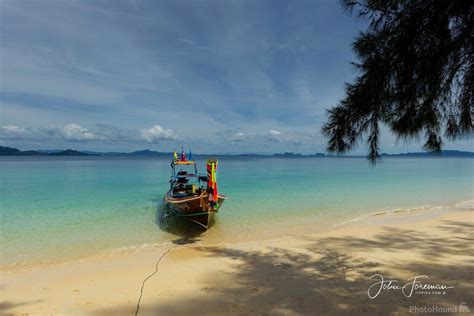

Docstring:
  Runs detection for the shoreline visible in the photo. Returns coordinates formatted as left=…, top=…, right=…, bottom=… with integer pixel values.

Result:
left=1, top=199, right=472, bottom=272
left=1, top=201, right=473, bottom=315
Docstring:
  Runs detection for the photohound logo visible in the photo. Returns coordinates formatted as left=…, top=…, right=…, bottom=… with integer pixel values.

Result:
left=459, top=302, right=471, bottom=313
left=409, top=302, right=471, bottom=314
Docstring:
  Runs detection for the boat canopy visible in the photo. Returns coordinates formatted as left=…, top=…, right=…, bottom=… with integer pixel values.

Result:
left=171, top=149, right=198, bottom=176
left=173, top=160, right=196, bottom=165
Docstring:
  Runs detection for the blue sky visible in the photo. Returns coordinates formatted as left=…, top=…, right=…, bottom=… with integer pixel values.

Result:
left=0, top=0, right=471, bottom=154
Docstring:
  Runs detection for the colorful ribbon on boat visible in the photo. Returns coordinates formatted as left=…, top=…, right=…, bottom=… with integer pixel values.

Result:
left=206, top=159, right=218, bottom=210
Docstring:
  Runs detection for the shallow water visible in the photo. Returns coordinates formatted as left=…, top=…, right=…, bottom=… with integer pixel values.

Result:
left=1, top=156, right=472, bottom=265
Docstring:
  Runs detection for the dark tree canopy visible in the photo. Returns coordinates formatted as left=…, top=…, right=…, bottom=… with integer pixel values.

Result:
left=322, top=0, right=473, bottom=162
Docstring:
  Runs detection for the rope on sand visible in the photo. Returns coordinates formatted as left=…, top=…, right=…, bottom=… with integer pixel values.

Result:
left=135, top=247, right=173, bottom=316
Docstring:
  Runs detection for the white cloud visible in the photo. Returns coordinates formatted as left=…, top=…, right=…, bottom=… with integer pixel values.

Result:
left=91, top=124, right=141, bottom=142
left=232, top=132, right=246, bottom=141
left=0, top=123, right=178, bottom=144
left=60, top=124, right=97, bottom=141
left=2, top=125, right=25, bottom=133
left=225, top=131, right=248, bottom=142
left=0, top=124, right=99, bottom=142
left=0, top=125, right=37, bottom=141
left=141, top=125, right=178, bottom=143
left=218, top=129, right=321, bottom=148
left=265, top=129, right=314, bottom=146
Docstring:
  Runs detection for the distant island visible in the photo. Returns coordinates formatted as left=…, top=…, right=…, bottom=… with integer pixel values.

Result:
left=273, top=152, right=325, bottom=158
left=0, top=146, right=170, bottom=157
left=271, top=151, right=474, bottom=158
left=1, top=146, right=473, bottom=157
left=379, top=150, right=474, bottom=157
left=49, top=149, right=98, bottom=156
left=0, top=146, right=98, bottom=156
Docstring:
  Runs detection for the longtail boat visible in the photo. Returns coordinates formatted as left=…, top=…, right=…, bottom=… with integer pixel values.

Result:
left=163, top=149, right=226, bottom=229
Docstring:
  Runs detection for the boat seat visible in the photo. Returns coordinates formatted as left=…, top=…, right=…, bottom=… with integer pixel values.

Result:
left=173, top=187, right=187, bottom=195
left=177, top=177, right=189, bottom=184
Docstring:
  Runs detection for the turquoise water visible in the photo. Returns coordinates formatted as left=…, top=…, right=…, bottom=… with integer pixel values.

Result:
left=1, top=156, right=473, bottom=266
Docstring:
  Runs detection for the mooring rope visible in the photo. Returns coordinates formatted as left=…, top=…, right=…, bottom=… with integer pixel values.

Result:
left=134, top=247, right=173, bottom=316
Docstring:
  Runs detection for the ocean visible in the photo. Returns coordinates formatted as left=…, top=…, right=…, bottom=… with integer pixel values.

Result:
left=1, top=156, right=472, bottom=266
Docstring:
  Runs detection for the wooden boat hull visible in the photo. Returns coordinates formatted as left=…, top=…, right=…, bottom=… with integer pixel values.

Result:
left=164, top=193, right=226, bottom=229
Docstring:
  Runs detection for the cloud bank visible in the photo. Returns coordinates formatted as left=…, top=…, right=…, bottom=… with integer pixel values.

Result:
left=0, top=124, right=178, bottom=144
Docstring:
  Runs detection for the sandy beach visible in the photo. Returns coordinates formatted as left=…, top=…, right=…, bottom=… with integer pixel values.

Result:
left=1, top=205, right=473, bottom=315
